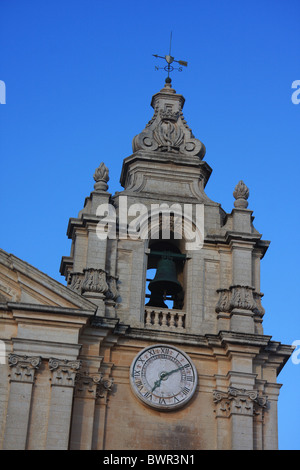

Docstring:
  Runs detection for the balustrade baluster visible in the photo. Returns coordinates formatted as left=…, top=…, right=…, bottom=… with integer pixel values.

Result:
left=144, top=307, right=185, bottom=330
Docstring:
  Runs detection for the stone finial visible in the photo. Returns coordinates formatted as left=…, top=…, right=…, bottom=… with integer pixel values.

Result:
left=233, top=180, right=249, bottom=208
left=132, top=84, right=206, bottom=159
left=93, top=162, right=109, bottom=191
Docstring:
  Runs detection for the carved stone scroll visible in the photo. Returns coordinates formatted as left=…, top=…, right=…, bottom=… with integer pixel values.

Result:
left=215, top=289, right=231, bottom=313
left=68, top=272, right=84, bottom=293
left=105, top=275, right=119, bottom=301
left=97, top=377, right=114, bottom=400
left=253, top=292, right=265, bottom=317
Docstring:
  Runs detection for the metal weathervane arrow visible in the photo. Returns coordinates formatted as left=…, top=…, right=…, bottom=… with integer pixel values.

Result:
left=153, top=32, right=188, bottom=83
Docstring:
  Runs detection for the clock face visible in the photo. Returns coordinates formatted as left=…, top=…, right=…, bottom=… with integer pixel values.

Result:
left=130, top=344, right=197, bottom=410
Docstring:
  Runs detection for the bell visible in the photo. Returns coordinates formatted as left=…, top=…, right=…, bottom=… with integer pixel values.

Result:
left=146, top=291, right=168, bottom=309
left=147, top=258, right=182, bottom=308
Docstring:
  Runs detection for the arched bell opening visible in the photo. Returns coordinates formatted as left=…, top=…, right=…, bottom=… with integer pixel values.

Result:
left=145, top=240, right=186, bottom=310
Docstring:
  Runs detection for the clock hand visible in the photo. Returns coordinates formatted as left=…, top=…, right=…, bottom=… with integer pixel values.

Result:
left=151, top=366, right=184, bottom=393
left=151, top=378, right=162, bottom=393
left=164, top=366, right=184, bottom=377
left=151, top=372, right=169, bottom=393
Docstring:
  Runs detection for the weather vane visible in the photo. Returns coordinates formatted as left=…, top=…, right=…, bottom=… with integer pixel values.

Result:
left=153, top=32, right=188, bottom=83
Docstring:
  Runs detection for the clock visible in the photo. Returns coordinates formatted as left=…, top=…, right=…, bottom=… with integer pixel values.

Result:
left=129, top=344, right=197, bottom=410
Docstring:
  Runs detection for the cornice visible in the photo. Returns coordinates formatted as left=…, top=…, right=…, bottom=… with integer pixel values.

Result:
left=4, top=302, right=96, bottom=316
left=0, top=249, right=98, bottom=311
left=115, top=327, right=293, bottom=374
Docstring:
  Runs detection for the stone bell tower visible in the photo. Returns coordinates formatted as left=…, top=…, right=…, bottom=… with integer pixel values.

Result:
left=61, top=81, right=269, bottom=336
left=57, top=80, right=292, bottom=450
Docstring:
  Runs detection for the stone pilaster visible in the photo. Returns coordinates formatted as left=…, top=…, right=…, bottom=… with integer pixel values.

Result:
left=46, top=358, right=81, bottom=450
left=230, top=240, right=255, bottom=333
left=262, top=383, right=282, bottom=450
left=225, top=181, right=257, bottom=333
left=3, top=354, right=41, bottom=449
left=61, top=162, right=116, bottom=317
left=213, top=387, right=268, bottom=450
left=70, top=371, right=114, bottom=449
left=70, top=372, right=102, bottom=450
left=253, top=393, right=268, bottom=450
left=93, top=374, right=114, bottom=450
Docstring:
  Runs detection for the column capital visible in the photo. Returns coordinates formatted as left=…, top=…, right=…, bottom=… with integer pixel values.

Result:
left=213, top=387, right=268, bottom=418
left=74, top=371, right=114, bottom=400
left=48, top=358, right=81, bottom=387
left=8, top=353, right=41, bottom=383
left=74, top=372, right=103, bottom=399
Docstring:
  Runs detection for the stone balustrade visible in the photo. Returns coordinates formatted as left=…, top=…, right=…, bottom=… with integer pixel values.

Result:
left=144, top=307, right=186, bottom=330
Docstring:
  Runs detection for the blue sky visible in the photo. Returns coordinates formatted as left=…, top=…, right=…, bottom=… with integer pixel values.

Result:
left=1, top=0, right=299, bottom=450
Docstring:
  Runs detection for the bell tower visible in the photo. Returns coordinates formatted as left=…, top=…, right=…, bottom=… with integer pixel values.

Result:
left=59, top=80, right=292, bottom=450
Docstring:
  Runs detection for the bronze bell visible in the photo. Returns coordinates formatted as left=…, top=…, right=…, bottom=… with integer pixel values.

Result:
left=146, top=257, right=182, bottom=308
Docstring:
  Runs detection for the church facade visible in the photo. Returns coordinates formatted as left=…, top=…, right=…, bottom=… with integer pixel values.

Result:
left=0, top=81, right=292, bottom=450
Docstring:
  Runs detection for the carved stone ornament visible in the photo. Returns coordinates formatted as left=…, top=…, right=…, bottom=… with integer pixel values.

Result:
left=105, top=275, right=119, bottom=301
left=48, top=358, right=81, bottom=387
left=81, top=268, right=108, bottom=294
left=74, top=371, right=114, bottom=401
left=8, top=354, right=41, bottom=383
left=74, top=371, right=103, bottom=398
left=233, top=180, right=249, bottom=208
left=216, top=285, right=264, bottom=315
left=230, top=285, right=257, bottom=311
left=70, top=268, right=119, bottom=302
left=253, top=292, right=265, bottom=317
left=215, top=289, right=231, bottom=313
left=68, top=272, right=84, bottom=293
left=213, top=387, right=268, bottom=418
left=93, top=162, right=109, bottom=191
left=132, top=83, right=206, bottom=159
left=97, top=377, right=114, bottom=399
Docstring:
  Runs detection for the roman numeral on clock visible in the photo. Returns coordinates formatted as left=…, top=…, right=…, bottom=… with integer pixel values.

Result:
left=135, top=380, right=143, bottom=390
left=143, top=391, right=152, bottom=400
left=160, top=347, right=169, bottom=355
